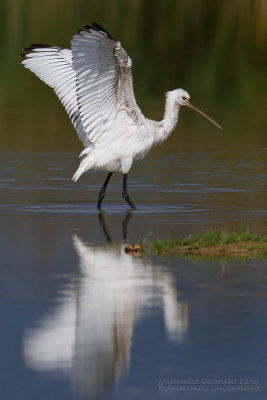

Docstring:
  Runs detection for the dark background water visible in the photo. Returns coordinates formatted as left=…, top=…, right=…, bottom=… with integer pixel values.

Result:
left=0, top=0, right=267, bottom=399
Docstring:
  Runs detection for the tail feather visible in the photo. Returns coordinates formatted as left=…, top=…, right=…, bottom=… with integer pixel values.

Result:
left=72, top=156, right=92, bottom=182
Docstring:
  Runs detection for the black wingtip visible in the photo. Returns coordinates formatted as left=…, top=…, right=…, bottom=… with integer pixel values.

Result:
left=19, top=43, right=54, bottom=62
left=29, top=43, right=52, bottom=48
left=92, top=22, right=115, bottom=40
left=21, top=44, right=53, bottom=53
left=23, top=47, right=34, bottom=52
left=76, top=22, right=115, bottom=40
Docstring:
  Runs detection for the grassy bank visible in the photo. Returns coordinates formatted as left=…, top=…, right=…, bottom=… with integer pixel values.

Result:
left=126, top=224, right=267, bottom=258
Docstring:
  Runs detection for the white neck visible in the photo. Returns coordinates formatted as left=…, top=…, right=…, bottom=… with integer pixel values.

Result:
left=154, top=91, right=180, bottom=144
left=163, top=92, right=181, bottom=134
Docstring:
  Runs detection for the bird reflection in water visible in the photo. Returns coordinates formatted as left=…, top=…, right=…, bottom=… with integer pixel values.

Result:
left=23, top=213, right=188, bottom=399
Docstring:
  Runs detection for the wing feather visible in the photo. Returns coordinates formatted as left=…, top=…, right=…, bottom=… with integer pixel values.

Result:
left=20, top=45, right=90, bottom=146
left=71, top=24, right=143, bottom=145
left=20, top=23, right=144, bottom=148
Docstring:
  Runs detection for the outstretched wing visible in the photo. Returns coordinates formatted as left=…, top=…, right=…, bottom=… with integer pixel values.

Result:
left=20, top=45, right=90, bottom=146
left=71, top=23, right=143, bottom=145
left=20, top=23, right=143, bottom=147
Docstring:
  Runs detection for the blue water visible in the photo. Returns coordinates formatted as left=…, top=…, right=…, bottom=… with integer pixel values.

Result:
left=0, top=151, right=266, bottom=399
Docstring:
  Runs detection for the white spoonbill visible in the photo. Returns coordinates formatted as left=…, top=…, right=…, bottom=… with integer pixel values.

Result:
left=20, top=23, right=223, bottom=209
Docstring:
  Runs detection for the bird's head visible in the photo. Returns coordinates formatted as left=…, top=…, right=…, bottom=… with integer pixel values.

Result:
left=175, top=88, right=223, bottom=131
left=176, top=88, right=191, bottom=106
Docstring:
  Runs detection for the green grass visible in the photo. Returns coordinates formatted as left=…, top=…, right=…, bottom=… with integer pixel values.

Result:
left=147, top=224, right=267, bottom=258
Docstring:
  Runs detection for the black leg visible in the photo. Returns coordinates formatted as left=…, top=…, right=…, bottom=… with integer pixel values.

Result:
left=97, top=172, right=113, bottom=209
left=122, top=211, right=132, bottom=241
left=98, top=211, right=113, bottom=244
left=122, top=174, right=136, bottom=209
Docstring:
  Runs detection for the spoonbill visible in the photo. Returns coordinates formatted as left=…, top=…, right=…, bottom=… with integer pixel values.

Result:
left=20, top=23, right=223, bottom=209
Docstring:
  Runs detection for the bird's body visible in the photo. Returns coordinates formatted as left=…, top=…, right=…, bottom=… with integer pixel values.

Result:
left=20, top=23, right=222, bottom=209
left=73, top=90, right=179, bottom=180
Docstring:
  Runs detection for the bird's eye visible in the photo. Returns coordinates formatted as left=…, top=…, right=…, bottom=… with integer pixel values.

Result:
left=182, top=96, right=186, bottom=100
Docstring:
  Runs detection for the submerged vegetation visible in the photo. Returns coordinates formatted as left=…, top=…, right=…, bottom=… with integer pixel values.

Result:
left=128, top=224, right=267, bottom=258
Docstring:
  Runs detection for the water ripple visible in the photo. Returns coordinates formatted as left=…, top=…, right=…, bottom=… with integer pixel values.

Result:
left=0, top=203, right=207, bottom=216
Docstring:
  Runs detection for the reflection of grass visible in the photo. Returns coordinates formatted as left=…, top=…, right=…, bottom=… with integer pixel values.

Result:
left=145, top=224, right=267, bottom=258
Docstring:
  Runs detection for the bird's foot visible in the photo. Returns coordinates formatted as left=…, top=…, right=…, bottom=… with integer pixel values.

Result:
left=122, top=191, right=137, bottom=209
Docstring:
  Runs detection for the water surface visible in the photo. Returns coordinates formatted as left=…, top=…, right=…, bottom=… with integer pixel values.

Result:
left=0, top=147, right=266, bottom=399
